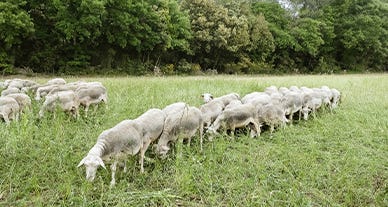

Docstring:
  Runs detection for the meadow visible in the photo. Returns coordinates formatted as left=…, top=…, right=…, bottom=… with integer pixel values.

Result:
left=0, top=74, right=387, bottom=206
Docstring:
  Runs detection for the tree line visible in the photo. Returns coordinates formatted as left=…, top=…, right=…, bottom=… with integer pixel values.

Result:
left=1, top=0, right=387, bottom=75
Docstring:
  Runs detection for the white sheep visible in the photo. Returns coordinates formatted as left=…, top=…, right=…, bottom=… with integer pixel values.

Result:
left=301, top=91, right=323, bottom=120
left=5, top=93, right=32, bottom=113
left=47, top=78, right=66, bottom=85
left=201, top=92, right=240, bottom=106
left=200, top=100, right=224, bottom=128
left=1, top=87, right=21, bottom=96
left=78, top=108, right=165, bottom=186
left=156, top=103, right=204, bottom=155
left=208, top=103, right=261, bottom=138
left=75, top=84, right=108, bottom=117
left=35, top=84, right=61, bottom=101
left=241, top=92, right=271, bottom=105
left=0, top=96, right=20, bottom=124
left=258, top=103, right=289, bottom=134
left=39, top=90, right=80, bottom=118
left=281, top=91, right=303, bottom=122
left=330, top=88, right=341, bottom=109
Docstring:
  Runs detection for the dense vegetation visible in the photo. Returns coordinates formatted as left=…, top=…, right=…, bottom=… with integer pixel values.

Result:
left=1, top=0, right=387, bottom=75
left=0, top=74, right=387, bottom=206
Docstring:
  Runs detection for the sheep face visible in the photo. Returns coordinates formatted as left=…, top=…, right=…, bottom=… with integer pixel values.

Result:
left=201, top=93, right=213, bottom=103
left=156, top=145, right=170, bottom=156
left=77, top=155, right=106, bottom=181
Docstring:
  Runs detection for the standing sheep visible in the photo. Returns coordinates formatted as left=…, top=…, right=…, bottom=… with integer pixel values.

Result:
left=78, top=108, right=165, bottom=186
left=39, top=91, right=80, bottom=118
left=75, top=84, right=108, bottom=117
left=0, top=96, right=20, bottom=124
left=6, top=93, right=32, bottom=113
left=208, top=103, right=261, bottom=138
left=156, top=103, right=204, bottom=155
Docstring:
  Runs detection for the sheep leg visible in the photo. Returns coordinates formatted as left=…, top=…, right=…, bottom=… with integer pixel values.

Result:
left=199, top=124, right=203, bottom=151
left=110, top=160, right=118, bottom=187
left=84, top=104, right=90, bottom=117
left=250, top=121, right=261, bottom=138
left=140, top=139, right=152, bottom=173
left=3, top=114, right=10, bottom=125
left=123, top=160, right=127, bottom=173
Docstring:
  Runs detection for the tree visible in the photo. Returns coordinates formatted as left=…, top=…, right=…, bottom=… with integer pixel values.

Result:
left=0, top=0, right=34, bottom=72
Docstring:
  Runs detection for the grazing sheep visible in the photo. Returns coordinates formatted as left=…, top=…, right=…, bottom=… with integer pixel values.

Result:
left=224, top=99, right=243, bottom=110
left=6, top=93, right=32, bottom=113
left=241, top=92, right=271, bottom=105
left=78, top=108, right=165, bottom=186
left=75, top=84, right=108, bottom=117
left=200, top=99, right=224, bottom=127
left=201, top=92, right=240, bottom=106
left=281, top=91, right=303, bottom=122
left=35, top=84, right=61, bottom=101
left=39, top=91, right=80, bottom=118
left=156, top=103, right=204, bottom=155
left=0, top=96, right=20, bottom=124
left=1, top=87, right=21, bottom=96
left=7, top=78, right=38, bottom=89
left=47, top=78, right=66, bottom=85
left=301, top=91, right=323, bottom=120
left=330, top=88, right=341, bottom=109
left=46, top=81, right=87, bottom=95
left=258, top=103, right=288, bottom=134
left=208, top=103, right=261, bottom=138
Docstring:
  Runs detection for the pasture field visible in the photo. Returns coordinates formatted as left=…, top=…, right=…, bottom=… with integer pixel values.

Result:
left=0, top=74, right=387, bottom=206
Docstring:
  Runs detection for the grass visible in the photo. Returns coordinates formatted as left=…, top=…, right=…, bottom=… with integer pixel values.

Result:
left=0, top=74, right=387, bottom=206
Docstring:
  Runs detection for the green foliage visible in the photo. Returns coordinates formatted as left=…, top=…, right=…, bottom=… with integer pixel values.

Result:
left=0, top=0, right=387, bottom=73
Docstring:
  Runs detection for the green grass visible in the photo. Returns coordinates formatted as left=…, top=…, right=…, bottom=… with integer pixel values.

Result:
left=1, top=74, right=387, bottom=206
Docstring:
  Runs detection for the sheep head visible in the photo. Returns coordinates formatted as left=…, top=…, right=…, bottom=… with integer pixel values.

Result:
left=77, top=155, right=106, bottom=181
left=156, top=145, right=170, bottom=156
left=201, top=93, right=213, bottom=103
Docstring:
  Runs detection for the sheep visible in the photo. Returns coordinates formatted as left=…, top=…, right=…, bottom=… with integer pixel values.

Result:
left=201, top=92, right=240, bottom=106
left=224, top=99, right=243, bottom=110
left=208, top=103, right=261, bottom=138
left=241, top=92, right=271, bottom=105
left=1, top=87, right=21, bottom=96
left=200, top=99, right=224, bottom=128
left=78, top=108, right=165, bottom=186
left=264, top=86, right=278, bottom=95
left=258, top=103, right=288, bottom=134
left=301, top=91, right=323, bottom=120
left=46, top=81, right=87, bottom=96
left=156, top=102, right=204, bottom=155
left=201, top=93, right=213, bottom=103
left=47, top=78, right=66, bottom=85
left=6, top=78, right=38, bottom=89
left=39, top=90, right=80, bottom=118
left=35, top=84, right=61, bottom=101
left=330, top=88, right=341, bottom=109
left=281, top=91, right=303, bottom=122
left=75, top=84, right=108, bottom=117
left=5, top=93, right=32, bottom=113
left=0, top=96, right=20, bottom=124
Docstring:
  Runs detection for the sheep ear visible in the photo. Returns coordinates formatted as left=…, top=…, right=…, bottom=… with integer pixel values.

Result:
left=97, top=157, right=106, bottom=170
left=77, top=157, right=86, bottom=168
left=201, top=94, right=204, bottom=98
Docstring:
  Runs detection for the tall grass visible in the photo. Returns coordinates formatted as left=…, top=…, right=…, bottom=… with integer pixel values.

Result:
left=0, top=74, right=387, bottom=206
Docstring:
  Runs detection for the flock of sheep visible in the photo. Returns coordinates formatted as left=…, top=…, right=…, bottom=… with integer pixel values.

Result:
left=76, top=83, right=340, bottom=186
left=1, top=78, right=341, bottom=187
left=0, top=78, right=108, bottom=123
